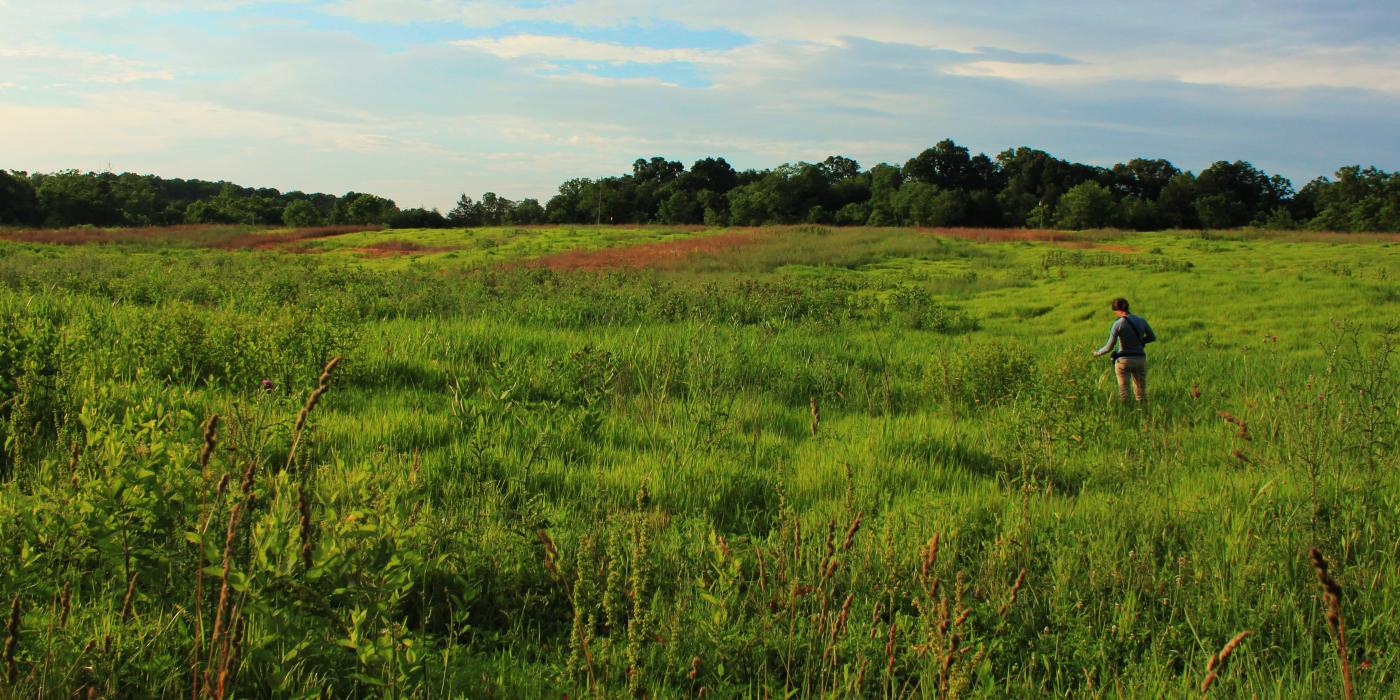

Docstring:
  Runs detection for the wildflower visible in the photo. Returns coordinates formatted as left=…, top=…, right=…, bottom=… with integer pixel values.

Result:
left=260, top=379, right=275, bottom=391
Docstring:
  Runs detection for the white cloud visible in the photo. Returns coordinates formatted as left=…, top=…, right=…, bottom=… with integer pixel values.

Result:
left=946, top=45, right=1400, bottom=94
left=322, top=0, right=465, bottom=24
left=2, top=0, right=1397, bottom=207
left=0, top=45, right=176, bottom=85
left=454, top=34, right=729, bottom=64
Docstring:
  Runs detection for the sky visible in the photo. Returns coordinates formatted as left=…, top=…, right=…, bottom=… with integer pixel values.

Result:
left=1, top=1, right=1397, bottom=210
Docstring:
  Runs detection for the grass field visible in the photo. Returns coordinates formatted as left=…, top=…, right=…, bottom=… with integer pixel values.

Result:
left=0, top=224, right=1397, bottom=698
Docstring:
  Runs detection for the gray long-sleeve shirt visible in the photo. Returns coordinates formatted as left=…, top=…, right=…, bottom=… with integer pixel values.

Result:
left=1096, top=314, right=1156, bottom=358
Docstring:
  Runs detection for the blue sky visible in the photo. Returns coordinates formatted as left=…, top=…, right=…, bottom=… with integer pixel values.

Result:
left=1, top=0, right=1397, bottom=209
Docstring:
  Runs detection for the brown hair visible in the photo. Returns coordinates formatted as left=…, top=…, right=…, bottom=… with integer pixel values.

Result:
left=1111, top=298, right=1130, bottom=313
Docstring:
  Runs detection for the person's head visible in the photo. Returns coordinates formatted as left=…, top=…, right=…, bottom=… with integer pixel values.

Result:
left=1111, top=297, right=1130, bottom=317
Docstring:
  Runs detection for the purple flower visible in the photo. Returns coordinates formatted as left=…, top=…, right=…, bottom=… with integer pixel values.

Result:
left=260, top=379, right=275, bottom=391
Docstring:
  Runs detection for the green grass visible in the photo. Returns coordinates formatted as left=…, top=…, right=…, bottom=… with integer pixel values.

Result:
left=0, top=225, right=1396, bottom=697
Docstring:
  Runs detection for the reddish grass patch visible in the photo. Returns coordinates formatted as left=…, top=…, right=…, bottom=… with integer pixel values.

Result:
left=0, top=224, right=379, bottom=249
left=346, top=240, right=462, bottom=258
left=910, top=227, right=1094, bottom=243
left=523, top=231, right=760, bottom=270
left=214, top=225, right=381, bottom=250
left=0, top=224, right=234, bottom=246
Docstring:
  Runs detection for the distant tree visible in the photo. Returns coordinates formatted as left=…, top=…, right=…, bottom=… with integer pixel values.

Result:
left=282, top=199, right=324, bottom=227
left=183, top=200, right=233, bottom=225
left=110, top=173, right=160, bottom=226
left=512, top=198, right=546, bottom=225
left=1055, top=181, right=1116, bottom=230
left=1157, top=173, right=1199, bottom=228
left=388, top=207, right=447, bottom=228
left=344, top=193, right=399, bottom=225
left=1195, top=160, right=1292, bottom=227
left=727, top=181, right=771, bottom=226
left=894, top=183, right=968, bottom=227
left=1260, top=206, right=1300, bottom=230
left=1304, top=166, right=1400, bottom=232
left=0, top=170, right=40, bottom=225
left=476, top=192, right=514, bottom=226
left=995, top=147, right=1099, bottom=226
left=698, top=189, right=729, bottom=227
left=866, top=164, right=903, bottom=226
left=35, top=170, right=119, bottom=227
left=1024, top=202, right=1054, bottom=229
left=658, top=190, right=702, bottom=224
left=682, top=158, right=738, bottom=194
left=818, top=155, right=861, bottom=183
left=632, top=157, right=684, bottom=185
left=1111, top=158, right=1180, bottom=200
left=834, top=202, right=870, bottom=226
left=904, top=139, right=990, bottom=190
left=1119, top=196, right=1163, bottom=231
left=1194, top=194, right=1247, bottom=229
left=724, top=165, right=828, bottom=225
left=447, top=194, right=480, bottom=226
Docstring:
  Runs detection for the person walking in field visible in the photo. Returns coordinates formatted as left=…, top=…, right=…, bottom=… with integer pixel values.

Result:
left=1091, top=297, right=1156, bottom=404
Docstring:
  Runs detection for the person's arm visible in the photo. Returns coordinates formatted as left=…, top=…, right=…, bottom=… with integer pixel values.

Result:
left=1142, top=319, right=1157, bottom=343
left=1093, top=319, right=1121, bottom=357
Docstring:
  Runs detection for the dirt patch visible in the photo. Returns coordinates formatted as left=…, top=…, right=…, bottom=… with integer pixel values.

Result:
left=523, top=231, right=760, bottom=270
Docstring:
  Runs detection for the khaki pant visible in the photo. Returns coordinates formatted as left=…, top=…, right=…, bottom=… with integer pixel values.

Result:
left=1115, top=357, right=1147, bottom=403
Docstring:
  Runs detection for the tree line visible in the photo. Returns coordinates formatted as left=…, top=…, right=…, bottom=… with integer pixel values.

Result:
left=3, top=141, right=1398, bottom=231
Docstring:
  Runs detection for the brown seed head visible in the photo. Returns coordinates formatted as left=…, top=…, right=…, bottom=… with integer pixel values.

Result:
left=841, top=511, right=863, bottom=552
left=4, top=595, right=20, bottom=684
left=120, top=572, right=139, bottom=624
left=1201, top=630, right=1250, bottom=693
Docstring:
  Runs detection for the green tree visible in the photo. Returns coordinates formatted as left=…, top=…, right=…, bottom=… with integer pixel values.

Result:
left=658, top=190, right=702, bottom=224
left=0, top=171, right=40, bottom=225
left=834, top=202, right=870, bottom=226
left=1194, top=194, right=1246, bottom=230
left=904, top=139, right=994, bottom=190
left=512, top=198, right=546, bottom=225
left=35, top=170, right=118, bottom=226
left=894, top=183, right=968, bottom=227
left=1195, top=160, right=1292, bottom=227
left=448, top=194, right=482, bottom=227
left=1055, top=181, right=1116, bottom=230
left=477, top=192, right=513, bottom=225
left=282, top=199, right=324, bottom=228
left=1119, top=196, right=1163, bottom=231
left=344, top=193, right=399, bottom=225
left=110, top=174, right=160, bottom=226
left=1111, top=158, right=1180, bottom=200
left=387, top=207, right=447, bottom=228
left=1157, top=173, right=1199, bottom=228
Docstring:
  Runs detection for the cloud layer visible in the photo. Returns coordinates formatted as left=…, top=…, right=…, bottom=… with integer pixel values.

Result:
left=1, top=0, right=1397, bottom=208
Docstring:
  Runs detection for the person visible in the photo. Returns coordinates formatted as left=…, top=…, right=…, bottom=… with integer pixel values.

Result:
left=1091, top=297, right=1156, bottom=404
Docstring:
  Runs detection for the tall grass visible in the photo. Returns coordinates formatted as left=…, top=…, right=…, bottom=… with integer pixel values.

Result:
left=0, top=227, right=1396, bottom=696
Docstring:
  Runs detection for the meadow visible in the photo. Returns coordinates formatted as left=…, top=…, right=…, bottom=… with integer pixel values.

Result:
left=0, top=223, right=1397, bottom=698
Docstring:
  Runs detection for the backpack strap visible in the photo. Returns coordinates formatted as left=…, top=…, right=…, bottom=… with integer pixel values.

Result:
left=1123, top=316, right=1144, bottom=345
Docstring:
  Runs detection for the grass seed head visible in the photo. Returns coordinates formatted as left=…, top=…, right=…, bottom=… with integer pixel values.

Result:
left=1201, top=630, right=1249, bottom=693
left=4, top=595, right=19, bottom=684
